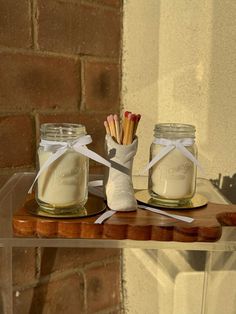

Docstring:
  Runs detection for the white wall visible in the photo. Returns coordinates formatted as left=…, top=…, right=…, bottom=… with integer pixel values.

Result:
left=122, top=0, right=236, bottom=179
left=122, top=1, right=236, bottom=313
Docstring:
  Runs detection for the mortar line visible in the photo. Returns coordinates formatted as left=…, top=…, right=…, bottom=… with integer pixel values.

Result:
left=73, top=0, right=120, bottom=12
left=80, top=57, right=86, bottom=112
left=35, top=247, right=41, bottom=280
left=0, top=45, right=120, bottom=63
left=77, top=268, right=87, bottom=313
left=13, top=267, right=82, bottom=292
left=30, top=0, right=35, bottom=49
left=0, top=108, right=115, bottom=117
left=13, top=254, right=120, bottom=291
left=93, top=304, right=123, bottom=314
left=80, top=54, right=119, bottom=64
left=0, top=46, right=78, bottom=60
left=82, top=255, right=121, bottom=271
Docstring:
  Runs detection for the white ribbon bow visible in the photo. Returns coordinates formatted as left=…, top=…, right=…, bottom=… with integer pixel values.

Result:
left=143, top=138, right=204, bottom=173
left=28, top=135, right=111, bottom=193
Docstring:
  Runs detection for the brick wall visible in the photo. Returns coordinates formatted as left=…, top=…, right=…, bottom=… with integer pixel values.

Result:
left=13, top=248, right=122, bottom=313
left=0, top=0, right=123, bottom=313
left=0, top=0, right=121, bottom=175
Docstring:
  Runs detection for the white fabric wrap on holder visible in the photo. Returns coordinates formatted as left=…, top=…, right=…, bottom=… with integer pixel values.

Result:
left=105, top=134, right=138, bottom=212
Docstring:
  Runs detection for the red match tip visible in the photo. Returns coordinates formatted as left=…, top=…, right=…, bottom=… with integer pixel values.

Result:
left=131, top=114, right=136, bottom=121
left=127, top=112, right=132, bottom=119
left=125, top=111, right=131, bottom=117
left=136, top=114, right=141, bottom=121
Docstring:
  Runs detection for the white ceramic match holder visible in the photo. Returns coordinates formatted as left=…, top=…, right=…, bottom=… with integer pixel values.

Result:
left=105, top=134, right=138, bottom=212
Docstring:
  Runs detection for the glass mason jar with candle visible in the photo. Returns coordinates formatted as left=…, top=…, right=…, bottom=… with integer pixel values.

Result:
left=148, top=123, right=198, bottom=206
left=36, top=123, right=89, bottom=215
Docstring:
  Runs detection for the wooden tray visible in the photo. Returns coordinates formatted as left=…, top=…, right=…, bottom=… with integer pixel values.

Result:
left=12, top=194, right=236, bottom=242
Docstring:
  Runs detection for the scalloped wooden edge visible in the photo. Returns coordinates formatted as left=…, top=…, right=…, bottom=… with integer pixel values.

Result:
left=12, top=201, right=236, bottom=242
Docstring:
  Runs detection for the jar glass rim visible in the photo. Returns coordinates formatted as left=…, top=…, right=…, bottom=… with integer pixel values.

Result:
left=154, top=123, right=195, bottom=131
left=154, top=123, right=196, bottom=139
left=40, top=123, right=86, bottom=140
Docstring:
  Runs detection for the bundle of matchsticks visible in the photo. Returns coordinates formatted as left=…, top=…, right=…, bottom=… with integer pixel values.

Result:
left=104, top=111, right=141, bottom=145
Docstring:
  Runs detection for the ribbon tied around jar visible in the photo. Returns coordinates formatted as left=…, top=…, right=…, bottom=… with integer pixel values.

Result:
left=28, top=134, right=111, bottom=193
left=143, top=137, right=204, bottom=173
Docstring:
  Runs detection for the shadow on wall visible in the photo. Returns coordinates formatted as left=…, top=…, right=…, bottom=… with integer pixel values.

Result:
left=207, top=1, right=236, bottom=204
left=211, top=173, right=236, bottom=204
left=208, top=0, right=236, bottom=177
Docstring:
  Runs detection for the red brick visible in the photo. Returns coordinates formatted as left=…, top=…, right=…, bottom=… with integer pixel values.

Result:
left=40, top=247, right=120, bottom=276
left=108, top=310, right=122, bottom=314
left=84, top=60, right=120, bottom=112
left=13, top=248, right=36, bottom=286
left=86, top=262, right=121, bottom=313
left=0, top=52, right=80, bottom=111
left=37, top=113, right=109, bottom=157
left=56, top=0, right=121, bottom=7
left=0, top=115, right=35, bottom=168
left=67, top=0, right=121, bottom=8
left=37, top=0, right=80, bottom=55
left=13, top=273, right=84, bottom=314
left=38, top=1, right=121, bottom=57
left=93, top=0, right=121, bottom=8
left=79, top=3, right=121, bottom=57
left=0, top=0, right=31, bottom=48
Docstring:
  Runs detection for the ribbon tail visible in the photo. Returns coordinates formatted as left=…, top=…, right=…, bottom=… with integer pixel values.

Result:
left=141, top=145, right=175, bottom=173
left=139, top=205, right=194, bottom=223
left=28, top=147, right=67, bottom=194
left=94, top=210, right=116, bottom=224
left=74, top=146, right=111, bottom=168
left=177, top=145, right=205, bottom=174
left=72, top=134, right=92, bottom=146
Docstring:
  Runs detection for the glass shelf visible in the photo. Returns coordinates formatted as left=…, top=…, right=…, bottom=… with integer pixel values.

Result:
left=0, top=172, right=235, bottom=251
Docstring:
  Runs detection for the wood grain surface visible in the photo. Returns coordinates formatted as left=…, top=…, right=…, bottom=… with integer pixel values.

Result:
left=12, top=194, right=236, bottom=242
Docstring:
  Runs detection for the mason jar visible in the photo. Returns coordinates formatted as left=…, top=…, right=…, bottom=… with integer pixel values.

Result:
left=36, top=123, right=89, bottom=215
left=148, top=123, right=197, bottom=206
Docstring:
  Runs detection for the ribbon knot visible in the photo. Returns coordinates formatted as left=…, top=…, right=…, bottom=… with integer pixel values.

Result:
left=68, top=142, right=73, bottom=149
left=28, top=135, right=111, bottom=194
left=142, top=137, right=204, bottom=174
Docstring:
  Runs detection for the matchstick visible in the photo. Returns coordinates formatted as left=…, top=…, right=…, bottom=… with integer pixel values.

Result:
left=105, top=110, right=141, bottom=145
left=122, top=113, right=132, bottom=145
left=107, top=115, right=117, bottom=141
left=133, top=114, right=141, bottom=137
left=127, top=114, right=136, bottom=144
left=121, top=111, right=131, bottom=144
left=114, top=114, right=121, bottom=144
left=104, top=121, right=111, bottom=135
